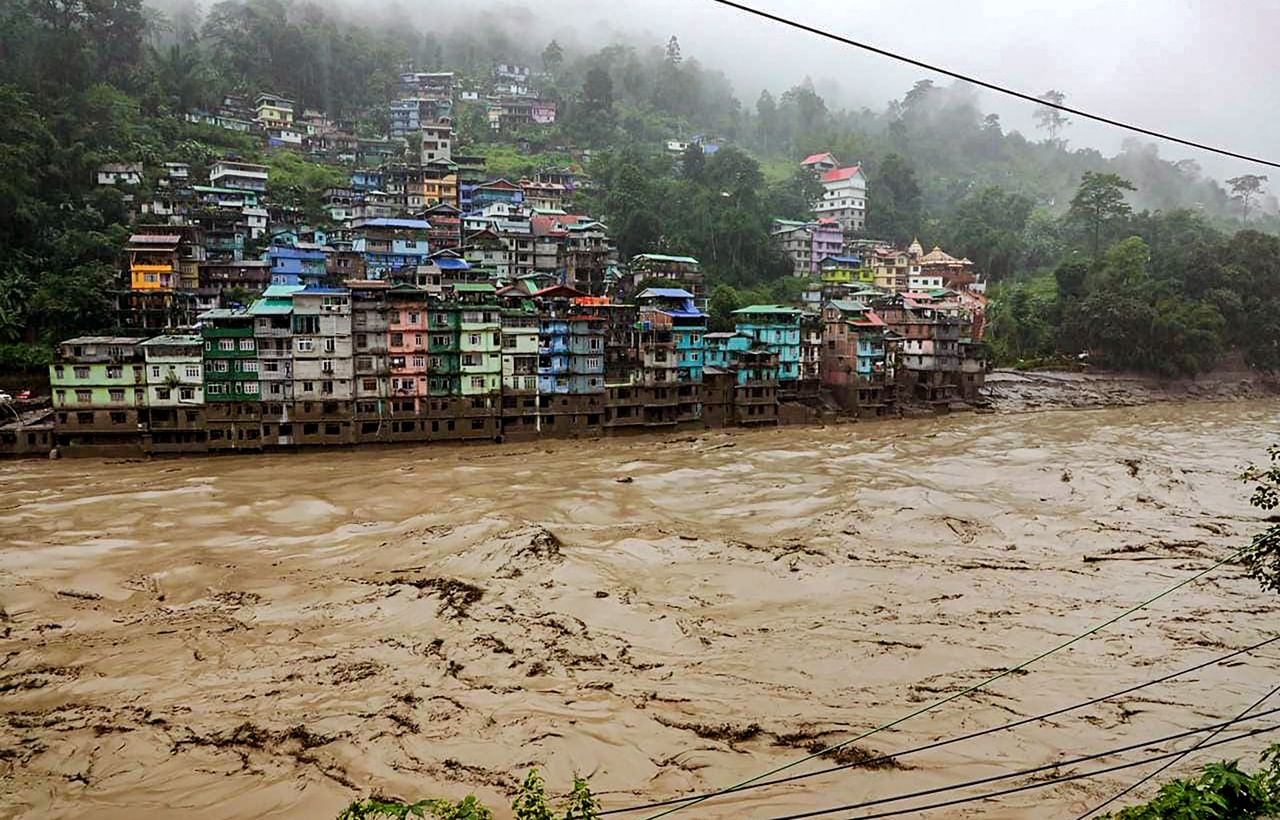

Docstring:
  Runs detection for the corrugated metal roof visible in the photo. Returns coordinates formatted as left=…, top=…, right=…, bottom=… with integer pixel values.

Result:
left=637, top=287, right=695, bottom=299
left=633, top=253, right=700, bottom=265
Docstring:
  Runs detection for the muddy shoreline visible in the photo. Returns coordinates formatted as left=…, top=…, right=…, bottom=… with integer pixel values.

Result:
left=2, top=401, right=1279, bottom=819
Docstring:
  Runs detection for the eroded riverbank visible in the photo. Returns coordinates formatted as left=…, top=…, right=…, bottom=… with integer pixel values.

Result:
left=2, top=400, right=1279, bottom=819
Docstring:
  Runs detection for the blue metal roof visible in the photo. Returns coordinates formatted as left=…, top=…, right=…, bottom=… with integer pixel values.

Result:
left=822, top=255, right=861, bottom=264
left=434, top=257, right=470, bottom=270
left=361, top=218, right=430, bottom=229
left=638, top=287, right=695, bottom=298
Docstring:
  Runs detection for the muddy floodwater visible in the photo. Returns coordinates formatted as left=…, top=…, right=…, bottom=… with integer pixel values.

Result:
left=3, top=401, right=1279, bottom=819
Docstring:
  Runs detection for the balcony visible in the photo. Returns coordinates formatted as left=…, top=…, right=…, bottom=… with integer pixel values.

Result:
left=537, top=338, right=570, bottom=355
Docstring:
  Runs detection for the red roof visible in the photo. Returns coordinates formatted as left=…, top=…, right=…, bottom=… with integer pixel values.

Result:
left=801, top=152, right=836, bottom=166
left=852, top=311, right=886, bottom=327
left=530, top=214, right=568, bottom=237
left=821, top=165, right=862, bottom=183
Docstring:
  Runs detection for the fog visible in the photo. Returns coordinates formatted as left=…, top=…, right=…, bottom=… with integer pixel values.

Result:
left=382, top=0, right=1276, bottom=181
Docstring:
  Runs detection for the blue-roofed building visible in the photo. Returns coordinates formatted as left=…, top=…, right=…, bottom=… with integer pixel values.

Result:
left=352, top=218, right=431, bottom=279
left=636, top=287, right=706, bottom=385
left=266, top=243, right=327, bottom=287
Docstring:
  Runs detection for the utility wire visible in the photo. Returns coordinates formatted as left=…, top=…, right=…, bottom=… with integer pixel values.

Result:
left=599, top=634, right=1278, bottom=815
left=1076, top=679, right=1280, bottom=819
left=705, top=0, right=1280, bottom=170
left=643, top=546, right=1246, bottom=818
left=765, top=724, right=1280, bottom=820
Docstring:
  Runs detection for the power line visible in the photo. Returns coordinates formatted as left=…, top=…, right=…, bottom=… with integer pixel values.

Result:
left=598, top=635, right=1278, bottom=816
left=1076, top=679, right=1280, bottom=819
left=642, top=546, right=1246, bottom=818
left=705, top=0, right=1280, bottom=170
left=764, top=723, right=1280, bottom=820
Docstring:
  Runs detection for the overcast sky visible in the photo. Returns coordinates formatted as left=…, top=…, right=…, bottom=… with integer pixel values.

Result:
left=454, top=0, right=1277, bottom=182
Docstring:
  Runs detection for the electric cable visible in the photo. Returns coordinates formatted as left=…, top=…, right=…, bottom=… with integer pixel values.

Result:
left=763, top=723, right=1280, bottom=820
left=705, top=0, right=1280, bottom=170
left=597, top=634, right=1278, bottom=815
left=1076, top=678, right=1280, bottom=819
left=642, top=546, right=1247, bottom=818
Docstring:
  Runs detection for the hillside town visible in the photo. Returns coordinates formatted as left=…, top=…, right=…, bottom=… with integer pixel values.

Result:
left=3, top=67, right=989, bottom=458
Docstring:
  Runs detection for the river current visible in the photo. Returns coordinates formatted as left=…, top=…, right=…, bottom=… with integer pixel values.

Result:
left=2, top=401, right=1278, bottom=818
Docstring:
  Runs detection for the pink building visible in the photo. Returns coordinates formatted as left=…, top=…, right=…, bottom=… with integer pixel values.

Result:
left=531, top=100, right=557, bottom=125
left=388, top=284, right=430, bottom=413
left=770, top=218, right=847, bottom=277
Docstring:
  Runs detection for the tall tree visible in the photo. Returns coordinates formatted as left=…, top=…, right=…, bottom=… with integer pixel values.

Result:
left=866, top=153, right=921, bottom=244
left=1067, top=171, right=1136, bottom=257
left=541, top=39, right=563, bottom=73
left=582, top=65, right=613, bottom=113
left=755, top=89, right=777, bottom=152
left=1227, top=174, right=1268, bottom=222
left=1034, top=89, right=1070, bottom=143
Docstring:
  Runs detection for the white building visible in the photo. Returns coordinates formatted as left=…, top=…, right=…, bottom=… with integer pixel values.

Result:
left=210, top=161, right=269, bottom=193
left=140, top=335, right=204, bottom=407
left=95, top=162, right=143, bottom=186
left=815, top=165, right=867, bottom=232
left=420, top=121, right=453, bottom=164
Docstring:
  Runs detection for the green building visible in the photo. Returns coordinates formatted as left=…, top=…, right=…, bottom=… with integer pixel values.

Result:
left=455, top=283, right=502, bottom=396
left=426, top=301, right=461, bottom=396
left=199, top=308, right=262, bottom=449
left=49, top=336, right=147, bottom=456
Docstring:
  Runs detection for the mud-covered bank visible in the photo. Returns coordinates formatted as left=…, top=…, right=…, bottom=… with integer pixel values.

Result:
left=2, top=401, right=1279, bottom=819
left=983, top=367, right=1280, bottom=413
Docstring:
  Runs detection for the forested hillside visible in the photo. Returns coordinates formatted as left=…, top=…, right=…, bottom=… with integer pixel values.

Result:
left=0, top=0, right=1276, bottom=374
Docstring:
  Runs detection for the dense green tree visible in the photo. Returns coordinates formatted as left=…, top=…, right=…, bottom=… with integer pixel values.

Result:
left=944, top=186, right=1033, bottom=280
left=1067, top=171, right=1136, bottom=257
left=866, top=153, right=921, bottom=244
left=1227, top=173, right=1268, bottom=222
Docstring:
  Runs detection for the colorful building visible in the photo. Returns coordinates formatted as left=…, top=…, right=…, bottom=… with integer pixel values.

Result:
left=199, top=308, right=262, bottom=449
left=732, top=305, right=803, bottom=383
left=139, top=334, right=206, bottom=453
left=455, top=284, right=503, bottom=396
left=49, top=337, right=147, bottom=456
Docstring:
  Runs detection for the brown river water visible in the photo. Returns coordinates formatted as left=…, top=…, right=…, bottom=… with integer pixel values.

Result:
left=2, top=401, right=1279, bottom=819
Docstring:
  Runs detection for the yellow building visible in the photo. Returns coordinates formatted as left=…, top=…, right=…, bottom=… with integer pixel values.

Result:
left=127, top=233, right=181, bottom=290
left=422, top=160, right=459, bottom=208
left=255, top=92, right=294, bottom=126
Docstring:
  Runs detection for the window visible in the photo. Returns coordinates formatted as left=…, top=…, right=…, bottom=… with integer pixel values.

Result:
left=77, top=411, right=93, bottom=424
left=471, top=418, right=485, bottom=430
left=589, top=337, right=602, bottom=350
left=321, top=381, right=333, bottom=394
left=263, top=360, right=279, bottom=373
left=409, top=312, right=420, bottom=324
left=324, top=338, right=335, bottom=353
left=296, top=339, right=314, bottom=352
left=462, top=353, right=478, bottom=366
left=75, top=389, right=91, bottom=403
left=74, top=366, right=90, bottom=379
left=362, top=379, right=377, bottom=391
left=470, top=376, right=486, bottom=389
left=270, top=382, right=282, bottom=395
left=302, top=381, right=313, bottom=392
left=468, top=333, right=481, bottom=346
left=105, top=366, right=122, bottom=379
left=219, top=339, right=234, bottom=351
left=414, top=334, right=423, bottom=347
left=56, top=389, right=66, bottom=402
left=110, top=411, right=126, bottom=424
left=412, top=356, right=425, bottom=368
left=356, top=334, right=368, bottom=349
left=244, top=382, right=259, bottom=394
left=212, top=359, right=228, bottom=372
left=242, top=360, right=259, bottom=373
left=109, top=389, right=124, bottom=402
left=206, top=383, right=223, bottom=395
left=184, top=365, right=200, bottom=379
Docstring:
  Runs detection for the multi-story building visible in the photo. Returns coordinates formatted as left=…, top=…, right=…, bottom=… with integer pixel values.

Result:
left=770, top=219, right=844, bottom=277
left=210, top=161, right=269, bottom=193
left=255, top=93, right=294, bottom=127
left=470, top=179, right=523, bottom=210
left=49, top=337, right=147, bottom=457
left=349, top=280, right=393, bottom=441
left=426, top=300, right=461, bottom=397
left=815, top=165, right=867, bottom=232
left=702, top=336, right=780, bottom=428
left=422, top=161, right=459, bottom=209
left=873, top=293, right=962, bottom=406
left=820, top=299, right=892, bottom=415
left=520, top=178, right=568, bottom=211
left=629, top=254, right=705, bottom=305
left=267, top=242, right=328, bottom=286
left=421, top=121, right=453, bottom=164
left=126, top=232, right=184, bottom=291
left=289, top=287, right=354, bottom=445
left=635, top=287, right=704, bottom=424
left=423, top=202, right=463, bottom=250
left=139, top=334, right=206, bottom=453
left=529, top=286, right=604, bottom=437
left=249, top=284, right=298, bottom=448
left=732, top=304, right=803, bottom=384
left=386, top=283, right=431, bottom=420
left=499, top=303, right=540, bottom=439
left=352, top=218, right=432, bottom=278
left=200, top=308, right=262, bottom=450
left=819, top=255, right=875, bottom=288
left=455, top=284, right=503, bottom=396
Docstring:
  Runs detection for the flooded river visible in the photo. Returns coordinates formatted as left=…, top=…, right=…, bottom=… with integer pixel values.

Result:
left=2, top=401, right=1279, bottom=819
